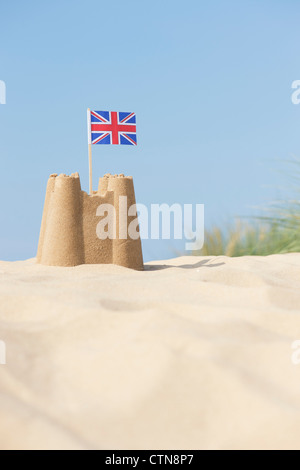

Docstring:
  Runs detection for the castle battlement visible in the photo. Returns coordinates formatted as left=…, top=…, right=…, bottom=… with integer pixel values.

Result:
left=37, top=173, right=144, bottom=270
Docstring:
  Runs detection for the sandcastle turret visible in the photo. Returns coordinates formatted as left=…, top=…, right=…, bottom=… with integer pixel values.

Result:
left=37, top=173, right=144, bottom=270
left=104, top=175, right=143, bottom=270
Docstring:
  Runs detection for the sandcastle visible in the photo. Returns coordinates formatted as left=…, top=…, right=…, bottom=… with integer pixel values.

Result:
left=37, top=173, right=144, bottom=270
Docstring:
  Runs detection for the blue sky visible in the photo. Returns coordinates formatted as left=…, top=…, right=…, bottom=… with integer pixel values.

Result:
left=0, top=0, right=300, bottom=262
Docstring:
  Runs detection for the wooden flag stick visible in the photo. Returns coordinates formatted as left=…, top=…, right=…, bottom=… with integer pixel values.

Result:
left=87, top=108, right=93, bottom=195
left=88, top=143, right=92, bottom=195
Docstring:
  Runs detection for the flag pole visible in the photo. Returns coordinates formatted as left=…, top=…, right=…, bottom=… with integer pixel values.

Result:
left=87, top=108, right=93, bottom=195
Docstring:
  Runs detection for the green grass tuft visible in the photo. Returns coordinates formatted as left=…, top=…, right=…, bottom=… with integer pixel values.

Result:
left=193, top=160, right=300, bottom=257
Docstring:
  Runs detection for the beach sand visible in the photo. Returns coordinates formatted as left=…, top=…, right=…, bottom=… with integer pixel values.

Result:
left=0, top=254, right=299, bottom=450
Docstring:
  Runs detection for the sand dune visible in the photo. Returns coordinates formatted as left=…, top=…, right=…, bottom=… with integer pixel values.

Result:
left=0, top=254, right=300, bottom=450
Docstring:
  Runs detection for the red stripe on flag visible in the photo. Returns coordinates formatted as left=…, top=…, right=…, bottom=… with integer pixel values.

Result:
left=122, top=133, right=137, bottom=145
left=120, top=112, right=135, bottom=123
left=92, top=132, right=110, bottom=144
left=91, top=111, right=108, bottom=123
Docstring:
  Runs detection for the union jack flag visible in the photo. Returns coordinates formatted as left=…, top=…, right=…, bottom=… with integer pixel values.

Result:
left=88, top=110, right=137, bottom=145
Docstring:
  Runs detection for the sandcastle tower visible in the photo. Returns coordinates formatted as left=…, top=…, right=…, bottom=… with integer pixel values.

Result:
left=37, top=173, right=144, bottom=270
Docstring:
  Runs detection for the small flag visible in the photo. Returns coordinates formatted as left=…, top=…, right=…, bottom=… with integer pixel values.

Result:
left=89, top=110, right=137, bottom=146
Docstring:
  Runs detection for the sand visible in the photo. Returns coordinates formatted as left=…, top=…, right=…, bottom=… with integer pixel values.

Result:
left=0, top=253, right=300, bottom=450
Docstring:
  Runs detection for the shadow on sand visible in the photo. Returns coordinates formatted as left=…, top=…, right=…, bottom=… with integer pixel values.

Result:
left=144, top=259, right=226, bottom=271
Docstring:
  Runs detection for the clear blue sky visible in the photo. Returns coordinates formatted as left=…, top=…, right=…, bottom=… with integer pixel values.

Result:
left=0, top=0, right=300, bottom=262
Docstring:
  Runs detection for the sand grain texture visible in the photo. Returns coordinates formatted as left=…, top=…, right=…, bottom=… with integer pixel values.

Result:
left=0, top=254, right=300, bottom=450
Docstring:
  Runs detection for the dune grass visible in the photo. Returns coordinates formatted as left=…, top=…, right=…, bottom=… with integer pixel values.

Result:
left=193, top=161, right=300, bottom=257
